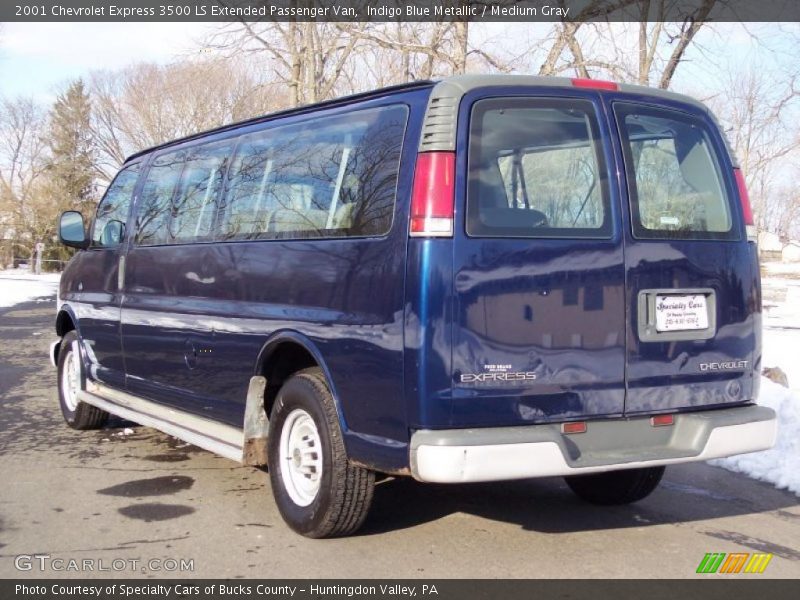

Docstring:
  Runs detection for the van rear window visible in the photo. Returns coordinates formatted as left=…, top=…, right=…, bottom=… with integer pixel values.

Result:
left=616, top=103, right=735, bottom=240
left=467, top=98, right=611, bottom=238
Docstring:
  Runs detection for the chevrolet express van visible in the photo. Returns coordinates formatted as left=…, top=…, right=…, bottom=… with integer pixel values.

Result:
left=53, top=75, right=776, bottom=538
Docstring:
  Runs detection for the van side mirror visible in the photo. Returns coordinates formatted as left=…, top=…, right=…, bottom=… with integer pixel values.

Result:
left=99, top=219, right=125, bottom=248
left=58, top=211, right=89, bottom=249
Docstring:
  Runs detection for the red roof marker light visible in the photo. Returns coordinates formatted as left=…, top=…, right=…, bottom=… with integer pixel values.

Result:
left=571, top=78, right=619, bottom=91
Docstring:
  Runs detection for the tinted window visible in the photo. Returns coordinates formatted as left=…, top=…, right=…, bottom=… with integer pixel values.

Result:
left=91, top=163, right=140, bottom=248
left=616, top=103, right=734, bottom=240
left=170, top=142, right=231, bottom=243
left=221, top=104, right=408, bottom=241
left=467, top=98, right=611, bottom=238
left=135, top=151, right=183, bottom=246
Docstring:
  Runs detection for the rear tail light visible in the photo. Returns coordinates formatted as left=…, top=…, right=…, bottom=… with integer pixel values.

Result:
left=562, top=421, right=587, bottom=435
left=650, top=414, right=675, bottom=427
left=733, top=168, right=757, bottom=242
left=571, top=78, right=619, bottom=91
left=410, top=152, right=455, bottom=237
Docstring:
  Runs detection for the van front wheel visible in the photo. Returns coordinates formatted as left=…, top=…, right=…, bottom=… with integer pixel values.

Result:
left=564, top=466, right=665, bottom=505
left=267, top=368, right=374, bottom=538
left=57, top=331, right=108, bottom=430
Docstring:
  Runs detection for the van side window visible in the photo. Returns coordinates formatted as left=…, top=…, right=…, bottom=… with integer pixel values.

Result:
left=221, top=104, right=408, bottom=241
left=616, top=104, right=734, bottom=240
left=467, top=98, right=611, bottom=238
left=135, top=151, right=183, bottom=246
left=170, top=142, right=231, bottom=243
left=91, top=163, right=140, bottom=248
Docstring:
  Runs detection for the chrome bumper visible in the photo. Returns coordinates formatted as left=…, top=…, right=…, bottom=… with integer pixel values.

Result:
left=410, top=405, right=777, bottom=483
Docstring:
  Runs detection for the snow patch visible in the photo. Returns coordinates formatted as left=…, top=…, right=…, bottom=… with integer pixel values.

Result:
left=762, top=260, right=800, bottom=276
left=710, top=377, right=800, bottom=496
left=0, top=268, right=61, bottom=308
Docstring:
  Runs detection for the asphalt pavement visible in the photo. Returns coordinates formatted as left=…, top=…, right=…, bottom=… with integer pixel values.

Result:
left=1, top=297, right=798, bottom=579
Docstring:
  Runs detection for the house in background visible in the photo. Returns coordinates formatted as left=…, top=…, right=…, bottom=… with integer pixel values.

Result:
left=783, top=241, right=800, bottom=262
left=759, top=231, right=783, bottom=260
left=757, top=231, right=800, bottom=262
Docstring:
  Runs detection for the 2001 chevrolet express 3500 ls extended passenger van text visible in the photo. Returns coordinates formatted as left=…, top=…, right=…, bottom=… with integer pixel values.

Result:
left=51, top=75, right=776, bottom=537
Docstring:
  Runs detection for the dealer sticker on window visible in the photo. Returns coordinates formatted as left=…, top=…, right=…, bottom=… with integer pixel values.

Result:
left=655, top=294, right=709, bottom=332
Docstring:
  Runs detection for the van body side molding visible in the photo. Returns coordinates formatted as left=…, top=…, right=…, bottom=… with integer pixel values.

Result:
left=78, top=382, right=244, bottom=463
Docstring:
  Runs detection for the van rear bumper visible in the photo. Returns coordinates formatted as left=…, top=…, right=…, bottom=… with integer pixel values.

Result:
left=409, top=405, right=776, bottom=483
left=49, top=340, right=61, bottom=368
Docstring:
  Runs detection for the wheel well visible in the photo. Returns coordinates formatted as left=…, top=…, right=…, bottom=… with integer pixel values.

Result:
left=56, top=311, right=75, bottom=337
left=261, top=341, right=318, bottom=418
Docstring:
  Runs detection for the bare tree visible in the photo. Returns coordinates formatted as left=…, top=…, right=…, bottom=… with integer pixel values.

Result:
left=208, top=20, right=364, bottom=106
left=707, top=64, right=799, bottom=234
left=89, top=59, right=283, bottom=181
left=0, top=97, right=48, bottom=201
left=0, top=96, right=72, bottom=266
left=536, top=0, right=716, bottom=88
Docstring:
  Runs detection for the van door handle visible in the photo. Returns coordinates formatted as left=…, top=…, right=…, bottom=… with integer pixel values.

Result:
left=117, top=255, right=126, bottom=291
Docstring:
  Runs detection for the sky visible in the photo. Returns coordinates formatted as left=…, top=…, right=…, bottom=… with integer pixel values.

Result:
left=1, top=21, right=797, bottom=103
left=0, top=23, right=218, bottom=101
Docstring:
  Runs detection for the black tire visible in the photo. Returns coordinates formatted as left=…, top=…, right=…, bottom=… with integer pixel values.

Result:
left=565, top=466, right=665, bottom=505
left=267, top=368, right=374, bottom=538
left=57, top=330, right=108, bottom=430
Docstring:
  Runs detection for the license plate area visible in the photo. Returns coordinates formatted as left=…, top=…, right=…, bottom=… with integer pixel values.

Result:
left=638, top=288, right=716, bottom=342
left=655, top=294, right=708, bottom=332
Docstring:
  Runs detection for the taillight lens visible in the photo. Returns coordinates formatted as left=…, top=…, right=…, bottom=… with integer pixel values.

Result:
left=734, top=168, right=757, bottom=242
left=734, top=168, right=753, bottom=225
left=571, top=78, right=619, bottom=91
left=410, top=152, right=455, bottom=237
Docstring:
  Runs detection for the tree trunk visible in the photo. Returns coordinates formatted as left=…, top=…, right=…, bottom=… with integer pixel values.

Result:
left=453, top=21, right=468, bottom=74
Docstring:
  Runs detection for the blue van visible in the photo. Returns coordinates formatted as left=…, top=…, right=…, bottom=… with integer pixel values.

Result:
left=53, top=75, right=776, bottom=538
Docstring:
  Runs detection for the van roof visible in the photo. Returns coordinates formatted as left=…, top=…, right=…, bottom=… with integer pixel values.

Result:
left=125, top=79, right=436, bottom=163
left=418, top=74, right=713, bottom=153
left=125, top=74, right=724, bottom=164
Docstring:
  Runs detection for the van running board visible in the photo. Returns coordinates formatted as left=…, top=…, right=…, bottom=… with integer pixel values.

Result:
left=78, top=382, right=244, bottom=463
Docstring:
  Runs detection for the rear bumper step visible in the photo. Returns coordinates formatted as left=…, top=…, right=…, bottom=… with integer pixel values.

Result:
left=410, top=405, right=777, bottom=483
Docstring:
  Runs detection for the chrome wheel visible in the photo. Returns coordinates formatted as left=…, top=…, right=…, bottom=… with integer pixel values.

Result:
left=61, top=342, right=81, bottom=412
left=279, top=408, right=322, bottom=507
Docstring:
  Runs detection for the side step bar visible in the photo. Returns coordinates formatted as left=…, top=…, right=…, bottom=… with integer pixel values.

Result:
left=78, top=382, right=245, bottom=463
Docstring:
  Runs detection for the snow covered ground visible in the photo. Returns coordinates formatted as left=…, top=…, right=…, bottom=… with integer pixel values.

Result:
left=710, top=377, right=800, bottom=495
left=760, top=261, right=800, bottom=388
left=0, top=263, right=798, bottom=496
left=0, top=268, right=61, bottom=308
left=711, top=261, right=800, bottom=495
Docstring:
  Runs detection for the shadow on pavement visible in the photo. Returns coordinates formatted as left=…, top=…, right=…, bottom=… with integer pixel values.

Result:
left=360, top=468, right=799, bottom=540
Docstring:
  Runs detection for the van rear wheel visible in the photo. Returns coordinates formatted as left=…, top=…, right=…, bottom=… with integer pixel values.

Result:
left=57, top=331, right=109, bottom=430
left=267, top=368, right=374, bottom=538
left=564, top=466, right=665, bottom=505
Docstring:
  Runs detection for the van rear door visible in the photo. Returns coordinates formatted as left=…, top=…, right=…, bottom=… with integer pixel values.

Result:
left=612, top=99, right=758, bottom=415
left=450, top=90, right=626, bottom=428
